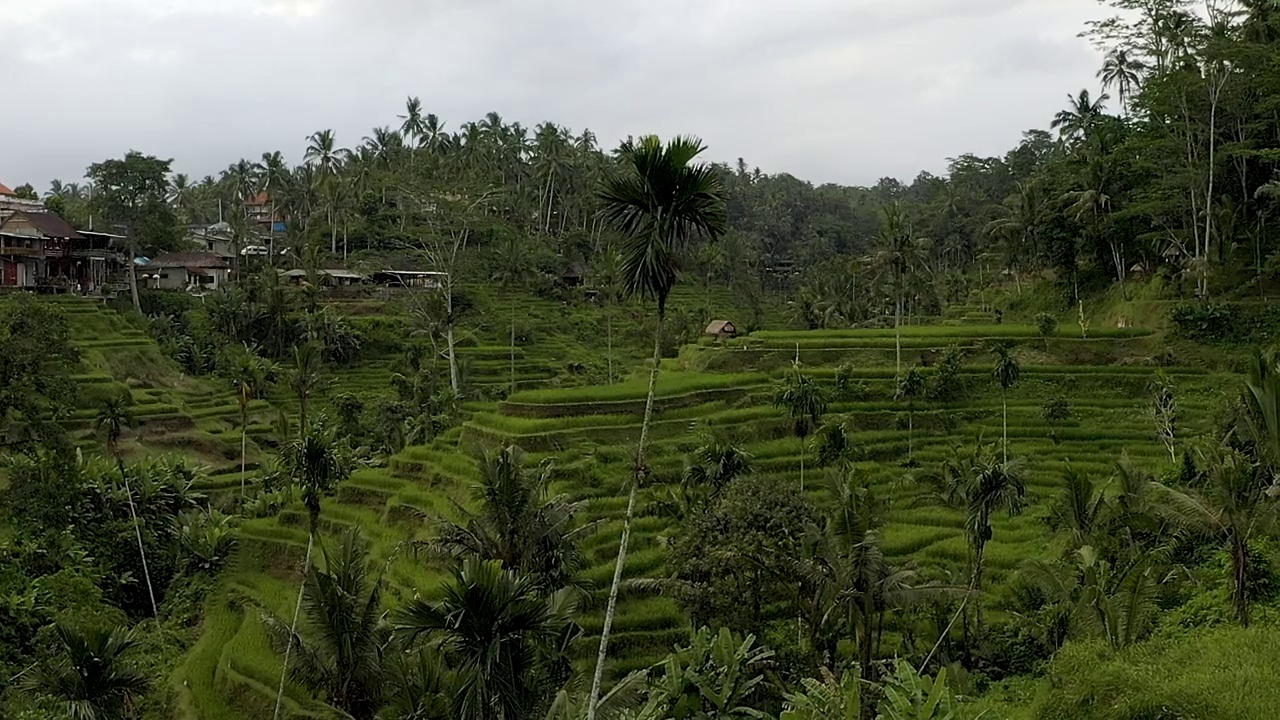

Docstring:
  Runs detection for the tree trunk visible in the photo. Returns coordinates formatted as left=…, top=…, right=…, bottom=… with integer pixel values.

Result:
left=445, top=278, right=460, bottom=395
left=799, top=440, right=805, bottom=493
left=1002, top=390, right=1008, bottom=464
left=509, top=299, right=516, bottom=395
left=587, top=315, right=663, bottom=720
left=120, top=460, right=158, bottom=618
left=298, top=393, right=308, bottom=436
left=973, top=538, right=986, bottom=635
left=606, top=308, right=614, bottom=385
left=908, top=409, right=914, bottom=462
left=894, top=293, right=903, bottom=379
left=128, top=250, right=141, bottom=312
left=240, top=402, right=248, bottom=499
left=273, top=533, right=315, bottom=720
left=858, top=595, right=877, bottom=720
left=1233, top=534, right=1250, bottom=627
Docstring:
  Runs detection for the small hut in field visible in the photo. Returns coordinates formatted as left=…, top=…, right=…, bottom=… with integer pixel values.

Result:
left=704, top=320, right=738, bottom=341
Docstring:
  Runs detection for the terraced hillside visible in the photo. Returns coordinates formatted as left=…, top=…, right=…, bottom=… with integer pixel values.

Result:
left=42, top=296, right=277, bottom=484
left=176, top=306, right=1236, bottom=717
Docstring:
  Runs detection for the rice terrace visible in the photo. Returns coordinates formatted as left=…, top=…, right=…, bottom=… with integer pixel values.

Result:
left=6, top=1, right=1280, bottom=718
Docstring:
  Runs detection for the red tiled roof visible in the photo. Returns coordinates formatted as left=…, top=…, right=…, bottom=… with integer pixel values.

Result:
left=247, top=192, right=271, bottom=206
left=0, top=182, right=14, bottom=196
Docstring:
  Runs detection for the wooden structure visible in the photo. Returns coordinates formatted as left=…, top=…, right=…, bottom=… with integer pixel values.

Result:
left=704, top=320, right=738, bottom=340
left=372, top=270, right=446, bottom=290
left=0, top=209, right=84, bottom=289
left=144, top=251, right=230, bottom=291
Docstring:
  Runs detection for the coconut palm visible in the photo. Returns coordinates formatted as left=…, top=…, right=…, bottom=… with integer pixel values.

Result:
left=1098, top=48, right=1146, bottom=116
left=228, top=347, right=273, bottom=498
left=263, top=529, right=389, bottom=720
left=395, top=558, right=580, bottom=720
left=432, top=445, right=587, bottom=594
left=95, top=394, right=158, bottom=619
left=21, top=624, right=147, bottom=720
left=1241, top=349, right=1280, bottom=477
left=1051, top=89, right=1110, bottom=141
left=399, top=96, right=427, bottom=147
left=990, top=344, right=1021, bottom=462
left=493, top=232, right=531, bottom=395
left=871, top=203, right=928, bottom=378
left=304, top=129, right=349, bottom=253
left=932, top=442, right=1026, bottom=632
left=1152, top=448, right=1278, bottom=626
left=897, top=366, right=927, bottom=464
left=799, top=474, right=936, bottom=719
left=587, top=134, right=726, bottom=719
left=289, top=342, right=324, bottom=435
left=281, top=419, right=351, bottom=539
left=273, top=419, right=352, bottom=720
left=774, top=363, right=829, bottom=490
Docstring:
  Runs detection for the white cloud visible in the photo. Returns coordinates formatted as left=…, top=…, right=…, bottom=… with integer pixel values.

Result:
left=0, top=0, right=1104, bottom=190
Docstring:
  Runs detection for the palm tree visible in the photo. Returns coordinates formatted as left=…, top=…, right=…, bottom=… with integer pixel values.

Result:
left=281, top=419, right=351, bottom=539
left=799, top=474, right=934, bottom=719
left=932, top=442, right=1026, bottom=633
left=263, top=529, right=388, bottom=720
left=774, top=362, right=829, bottom=491
left=1098, top=48, right=1146, bottom=116
left=493, top=232, right=530, bottom=395
left=1050, top=469, right=1108, bottom=552
left=588, top=134, right=726, bottom=719
left=395, top=558, right=580, bottom=720
left=1153, top=448, right=1277, bottom=626
left=95, top=394, right=157, bottom=619
left=228, top=347, right=272, bottom=498
left=871, top=203, right=928, bottom=378
left=289, top=342, right=324, bottom=435
left=1241, top=349, right=1280, bottom=477
left=897, top=366, right=927, bottom=464
left=21, top=624, right=147, bottom=720
left=991, top=344, right=1021, bottom=463
left=1051, top=89, right=1110, bottom=141
left=399, top=96, right=427, bottom=147
left=304, top=129, right=349, bottom=253
left=432, top=445, right=587, bottom=594
left=273, top=419, right=352, bottom=720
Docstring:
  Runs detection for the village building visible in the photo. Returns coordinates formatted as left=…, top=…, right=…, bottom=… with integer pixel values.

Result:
left=371, top=270, right=446, bottom=289
left=143, top=251, right=230, bottom=291
left=704, top=320, right=739, bottom=341
left=0, top=209, right=84, bottom=289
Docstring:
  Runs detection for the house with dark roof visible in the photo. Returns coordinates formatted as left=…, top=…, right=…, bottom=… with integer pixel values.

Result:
left=144, top=251, right=230, bottom=291
left=0, top=209, right=83, bottom=289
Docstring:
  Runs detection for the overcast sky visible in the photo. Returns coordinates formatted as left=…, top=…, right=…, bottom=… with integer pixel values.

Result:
left=0, top=0, right=1104, bottom=191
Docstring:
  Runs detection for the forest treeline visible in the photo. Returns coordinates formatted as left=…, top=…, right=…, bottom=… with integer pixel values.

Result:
left=26, top=0, right=1280, bottom=323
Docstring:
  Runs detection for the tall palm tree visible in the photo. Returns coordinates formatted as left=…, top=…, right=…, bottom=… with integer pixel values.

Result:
left=872, top=203, right=928, bottom=378
left=264, top=529, right=388, bottom=720
left=1051, top=89, right=1110, bottom=141
left=281, top=419, right=350, bottom=539
left=1153, top=448, right=1277, bottom=626
left=896, top=366, right=926, bottom=461
left=396, top=558, right=580, bottom=720
left=493, top=232, right=530, bottom=395
left=229, top=347, right=273, bottom=498
left=1098, top=48, right=1146, bottom=116
left=95, top=394, right=158, bottom=619
left=399, top=96, right=427, bottom=147
left=588, top=135, right=726, bottom=720
left=273, top=419, right=352, bottom=720
left=432, top=445, right=587, bottom=594
left=21, top=624, right=147, bottom=720
left=289, top=342, right=324, bottom=435
left=774, top=362, right=829, bottom=490
left=932, top=442, right=1026, bottom=633
left=1241, top=349, right=1280, bottom=477
left=991, top=344, right=1021, bottom=463
left=799, top=474, right=933, bottom=719
left=304, top=129, right=349, bottom=253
